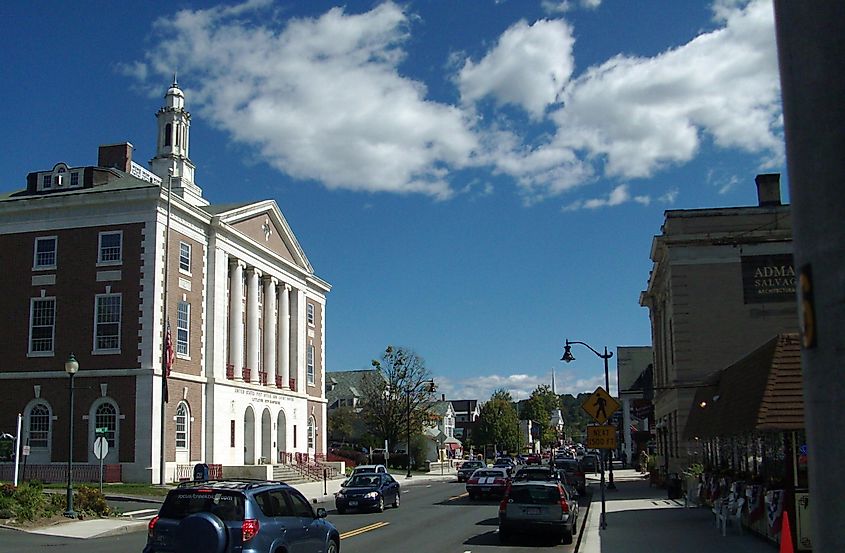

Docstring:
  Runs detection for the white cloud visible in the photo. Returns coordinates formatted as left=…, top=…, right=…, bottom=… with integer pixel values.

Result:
left=541, top=0, right=602, bottom=13
left=435, top=369, right=614, bottom=403
left=457, top=19, right=575, bottom=119
left=563, top=184, right=651, bottom=211
left=137, top=1, right=479, bottom=199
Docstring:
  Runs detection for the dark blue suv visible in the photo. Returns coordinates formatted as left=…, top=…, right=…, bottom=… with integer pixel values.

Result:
left=144, top=480, right=340, bottom=553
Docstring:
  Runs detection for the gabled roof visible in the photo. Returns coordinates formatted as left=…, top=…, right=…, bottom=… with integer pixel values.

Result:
left=684, top=333, right=803, bottom=440
left=430, top=400, right=453, bottom=417
left=326, top=370, right=382, bottom=405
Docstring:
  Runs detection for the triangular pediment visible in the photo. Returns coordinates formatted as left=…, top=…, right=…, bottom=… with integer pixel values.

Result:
left=211, top=200, right=313, bottom=273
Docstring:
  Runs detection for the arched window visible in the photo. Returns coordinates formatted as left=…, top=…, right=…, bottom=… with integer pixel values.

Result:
left=307, top=416, right=316, bottom=450
left=29, top=403, right=50, bottom=448
left=95, top=402, right=117, bottom=447
left=165, top=123, right=172, bottom=147
left=175, top=402, right=189, bottom=449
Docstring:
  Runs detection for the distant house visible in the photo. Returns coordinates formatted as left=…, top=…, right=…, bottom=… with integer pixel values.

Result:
left=450, top=399, right=480, bottom=447
left=325, top=369, right=381, bottom=445
left=422, top=397, right=462, bottom=462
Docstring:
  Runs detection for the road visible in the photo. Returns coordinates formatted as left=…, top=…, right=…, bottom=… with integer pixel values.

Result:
left=0, top=479, right=588, bottom=553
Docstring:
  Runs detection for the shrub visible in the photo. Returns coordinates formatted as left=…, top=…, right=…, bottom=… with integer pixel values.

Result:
left=75, top=486, right=110, bottom=517
left=0, top=495, right=15, bottom=518
left=12, top=482, right=50, bottom=521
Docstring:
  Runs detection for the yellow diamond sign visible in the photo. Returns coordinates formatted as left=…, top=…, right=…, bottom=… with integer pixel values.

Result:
left=586, top=425, right=617, bottom=449
left=581, top=386, right=620, bottom=424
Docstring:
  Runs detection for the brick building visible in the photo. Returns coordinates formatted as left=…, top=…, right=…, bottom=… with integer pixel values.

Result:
left=0, top=82, right=330, bottom=483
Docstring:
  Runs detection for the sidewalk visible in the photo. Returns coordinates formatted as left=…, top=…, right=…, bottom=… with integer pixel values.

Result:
left=10, top=469, right=457, bottom=540
left=578, top=469, right=776, bottom=553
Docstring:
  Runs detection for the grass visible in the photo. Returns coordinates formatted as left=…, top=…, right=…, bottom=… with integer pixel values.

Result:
left=35, top=482, right=173, bottom=498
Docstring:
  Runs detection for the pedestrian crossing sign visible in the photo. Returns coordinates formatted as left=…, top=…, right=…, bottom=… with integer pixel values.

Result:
left=586, top=424, right=617, bottom=449
left=581, top=386, right=620, bottom=424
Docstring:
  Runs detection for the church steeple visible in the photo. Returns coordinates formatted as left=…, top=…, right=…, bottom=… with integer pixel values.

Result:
left=150, top=79, right=208, bottom=207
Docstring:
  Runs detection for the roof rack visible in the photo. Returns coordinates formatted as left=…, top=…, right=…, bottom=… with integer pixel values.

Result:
left=176, top=479, right=287, bottom=490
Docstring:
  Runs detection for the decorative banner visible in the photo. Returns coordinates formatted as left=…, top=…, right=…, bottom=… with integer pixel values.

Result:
left=766, top=489, right=785, bottom=531
left=741, top=254, right=796, bottom=304
left=746, top=484, right=764, bottom=522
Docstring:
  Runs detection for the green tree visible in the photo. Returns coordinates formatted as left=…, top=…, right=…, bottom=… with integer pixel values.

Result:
left=359, top=346, right=437, bottom=455
left=327, top=405, right=355, bottom=444
left=520, top=385, right=563, bottom=447
left=476, top=389, right=520, bottom=454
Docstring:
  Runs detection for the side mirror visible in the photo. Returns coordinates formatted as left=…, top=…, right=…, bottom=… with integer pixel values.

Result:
left=316, top=507, right=328, bottom=518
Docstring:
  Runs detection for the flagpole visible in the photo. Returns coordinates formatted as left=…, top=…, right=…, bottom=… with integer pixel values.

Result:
left=160, top=168, right=173, bottom=485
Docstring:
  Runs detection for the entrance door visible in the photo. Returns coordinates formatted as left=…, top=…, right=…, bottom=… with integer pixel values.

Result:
left=244, top=406, right=255, bottom=465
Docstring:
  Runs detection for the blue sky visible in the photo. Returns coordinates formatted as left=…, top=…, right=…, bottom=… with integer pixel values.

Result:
left=0, top=0, right=786, bottom=401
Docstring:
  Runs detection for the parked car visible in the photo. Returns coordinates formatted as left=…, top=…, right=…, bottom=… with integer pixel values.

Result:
left=342, top=464, right=388, bottom=487
left=498, top=481, right=578, bottom=544
left=513, top=466, right=559, bottom=483
left=457, top=460, right=485, bottom=482
left=554, top=458, right=587, bottom=495
left=144, top=479, right=339, bottom=553
left=493, top=457, right=517, bottom=476
left=335, top=473, right=401, bottom=513
left=525, top=453, right=541, bottom=465
left=466, top=467, right=510, bottom=499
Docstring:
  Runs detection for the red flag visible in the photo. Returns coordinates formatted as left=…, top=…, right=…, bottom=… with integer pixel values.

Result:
left=163, top=321, right=174, bottom=403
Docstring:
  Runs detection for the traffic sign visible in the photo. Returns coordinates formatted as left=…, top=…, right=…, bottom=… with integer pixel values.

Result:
left=95, top=427, right=110, bottom=436
left=586, top=425, right=617, bottom=449
left=22, top=445, right=30, bottom=456
left=93, top=437, right=109, bottom=460
left=581, top=386, right=620, bottom=424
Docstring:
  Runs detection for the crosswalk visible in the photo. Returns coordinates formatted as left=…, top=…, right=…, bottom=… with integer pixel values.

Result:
left=120, top=507, right=159, bottom=520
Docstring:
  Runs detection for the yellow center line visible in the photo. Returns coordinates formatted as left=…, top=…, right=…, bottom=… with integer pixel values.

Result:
left=339, top=521, right=390, bottom=540
left=448, top=492, right=469, bottom=501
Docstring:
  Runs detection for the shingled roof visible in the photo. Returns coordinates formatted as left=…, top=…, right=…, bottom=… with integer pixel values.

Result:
left=684, top=333, right=803, bottom=440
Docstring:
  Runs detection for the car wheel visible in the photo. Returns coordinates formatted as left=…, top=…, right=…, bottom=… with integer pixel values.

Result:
left=336, top=507, right=346, bottom=515
left=377, top=496, right=384, bottom=512
left=561, top=529, right=573, bottom=545
left=393, top=492, right=400, bottom=508
left=498, top=528, right=510, bottom=543
left=326, top=538, right=339, bottom=553
left=176, top=513, right=227, bottom=553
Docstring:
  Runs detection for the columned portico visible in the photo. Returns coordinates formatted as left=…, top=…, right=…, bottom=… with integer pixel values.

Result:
left=278, top=284, right=291, bottom=389
left=229, top=260, right=245, bottom=379
left=263, top=276, right=277, bottom=386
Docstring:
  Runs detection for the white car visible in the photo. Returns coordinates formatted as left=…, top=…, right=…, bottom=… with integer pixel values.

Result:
left=342, top=464, right=388, bottom=487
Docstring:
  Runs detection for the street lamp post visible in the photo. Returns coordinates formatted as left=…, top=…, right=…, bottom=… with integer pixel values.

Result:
left=406, top=386, right=412, bottom=479
left=561, top=339, right=616, bottom=529
left=64, top=354, right=79, bottom=518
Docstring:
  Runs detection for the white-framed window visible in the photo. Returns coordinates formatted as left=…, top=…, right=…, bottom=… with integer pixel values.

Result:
left=179, top=242, right=191, bottom=273
left=33, top=236, right=57, bottom=270
left=41, top=174, right=52, bottom=189
left=175, top=401, right=189, bottom=449
left=70, top=172, right=80, bottom=187
left=28, top=403, right=50, bottom=448
left=307, top=345, right=315, bottom=385
left=95, top=402, right=117, bottom=447
left=306, top=303, right=315, bottom=326
left=29, top=297, right=56, bottom=355
left=97, top=231, right=122, bottom=264
left=177, top=301, right=190, bottom=355
left=307, top=416, right=316, bottom=450
left=94, top=293, right=121, bottom=352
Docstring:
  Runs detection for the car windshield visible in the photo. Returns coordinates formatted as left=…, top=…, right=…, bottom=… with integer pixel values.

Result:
left=475, top=470, right=503, bottom=478
left=348, top=475, right=381, bottom=487
left=463, top=461, right=483, bottom=468
left=515, top=470, right=556, bottom=481
left=159, top=490, right=245, bottom=521
left=508, top=485, right=562, bottom=505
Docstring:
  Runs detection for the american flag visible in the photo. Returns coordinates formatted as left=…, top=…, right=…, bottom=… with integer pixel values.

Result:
left=164, top=321, right=174, bottom=403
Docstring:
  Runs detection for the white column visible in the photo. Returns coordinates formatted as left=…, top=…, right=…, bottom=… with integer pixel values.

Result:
left=246, top=267, right=260, bottom=383
left=263, top=276, right=277, bottom=387
left=228, top=260, right=244, bottom=380
left=623, top=397, right=633, bottom=464
left=277, top=284, right=291, bottom=389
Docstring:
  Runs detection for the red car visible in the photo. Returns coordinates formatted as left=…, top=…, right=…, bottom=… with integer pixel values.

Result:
left=525, top=454, right=541, bottom=465
left=466, top=467, right=510, bottom=499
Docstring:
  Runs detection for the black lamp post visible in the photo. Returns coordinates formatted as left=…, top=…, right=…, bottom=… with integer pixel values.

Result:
left=562, top=339, right=616, bottom=529
left=64, top=353, right=79, bottom=518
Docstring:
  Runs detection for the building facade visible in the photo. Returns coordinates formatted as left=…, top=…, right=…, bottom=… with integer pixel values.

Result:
left=640, top=174, right=796, bottom=474
left=616, top=346, right=653, bottom=463
left=0, top=82, right=330, bottom=483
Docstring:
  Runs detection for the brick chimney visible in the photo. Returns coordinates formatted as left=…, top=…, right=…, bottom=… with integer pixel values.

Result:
left=98, top=142, right=133, bottom=173
left=755, top=173, right=781, bottom=206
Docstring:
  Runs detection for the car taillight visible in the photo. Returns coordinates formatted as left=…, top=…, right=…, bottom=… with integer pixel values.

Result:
left=494, top=478, right=505, bottom=486
left=147, top=515, right=159, bottom=539
left=468, top=478, right=478, bottom=485
left=558, top=486, right=569, bottom=513
left=242, top=519, right=260, bottom=542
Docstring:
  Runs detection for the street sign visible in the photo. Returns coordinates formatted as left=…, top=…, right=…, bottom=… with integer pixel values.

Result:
left=586, top=425, right=617, bottom=449
left=581, top=386, right=621, bottom=424
left=22, top=445, right=30, bottom=456
left=93, top=437, right=109, bottom=460
left=95, top=427, right=109, bottom=436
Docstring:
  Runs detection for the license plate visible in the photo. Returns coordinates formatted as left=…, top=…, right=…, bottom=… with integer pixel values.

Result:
left=349, top=501, right=358, bottom=506
left=481, top=487, right=490, bottom=491
left=526, top=507, right=541, bottom=515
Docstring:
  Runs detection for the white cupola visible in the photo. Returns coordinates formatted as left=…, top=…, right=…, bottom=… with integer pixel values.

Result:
left=150, top=77, right=208, bottom=207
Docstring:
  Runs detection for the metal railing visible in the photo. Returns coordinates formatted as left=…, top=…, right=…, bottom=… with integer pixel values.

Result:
left=0, top=463, right=121, bottom=483
left=176, top=463, right=223, bottom=481
left=259, top=371, right=268, bottom=385
left=226, top=364, right=234, bottom=380
left=242, top=367, right=251, bottom=382
left=289, top=378, right=296, bottom=391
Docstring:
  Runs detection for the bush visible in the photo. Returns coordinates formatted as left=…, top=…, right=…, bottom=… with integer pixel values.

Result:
left=335, top=449, right=369, bottom=466
left=12, top=482, right=51, bottom=521
left=75, top=486, right=110, bottom=517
